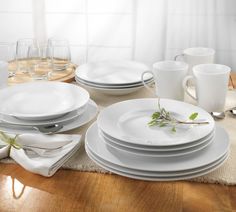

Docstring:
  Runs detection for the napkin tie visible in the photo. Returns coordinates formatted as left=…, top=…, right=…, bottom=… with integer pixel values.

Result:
left=0, top=132, right=21, bottom=156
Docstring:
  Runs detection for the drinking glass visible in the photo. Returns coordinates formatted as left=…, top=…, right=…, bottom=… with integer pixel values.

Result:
left=16, top=38, right=38, bottom=73
left=0, top=61, right=8, bottom=88
left=28, top=45, right=52, bottom=80
left=0, top=42, right=16, bottom=78
left=48, top=38, right=71, bottom=71
left=27, top=45, right=40, bottom=78
left=39, top=45, right=53, bottom=71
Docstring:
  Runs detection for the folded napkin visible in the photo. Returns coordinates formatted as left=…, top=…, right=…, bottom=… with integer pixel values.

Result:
left=0, top=132, right=82, bottom=177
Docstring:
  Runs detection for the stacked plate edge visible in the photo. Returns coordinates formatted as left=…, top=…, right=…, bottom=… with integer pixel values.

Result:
left=75, top=60, right=153, bottom=95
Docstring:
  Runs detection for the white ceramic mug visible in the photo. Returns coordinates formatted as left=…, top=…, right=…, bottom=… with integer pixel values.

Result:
left=182, top=64, right=231, bottom=112
left=0, top=61, right=8, bottom=89
left=141, top=60, right=188, bottom=100
left=175, top=47, right=215, bottom=76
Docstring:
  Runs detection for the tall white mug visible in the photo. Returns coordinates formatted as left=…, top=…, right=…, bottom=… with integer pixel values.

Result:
left=175, top=47, right=215, bottom=76
left=141, top=60, right=188, bottom=101
left=0, top=61, right=8, bottom=89
left=182, top=64, right=231, bottom=112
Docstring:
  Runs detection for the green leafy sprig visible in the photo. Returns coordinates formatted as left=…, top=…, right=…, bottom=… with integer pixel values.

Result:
left=148, top=99, right=209, bottom=132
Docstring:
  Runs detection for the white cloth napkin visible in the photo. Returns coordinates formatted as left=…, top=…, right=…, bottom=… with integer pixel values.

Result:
left=0, top=133, right=82, bottom=177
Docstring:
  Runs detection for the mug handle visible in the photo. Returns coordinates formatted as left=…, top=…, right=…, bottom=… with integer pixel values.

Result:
left=182, top=75, right=197, bottom=101
left=174, top=54, right=184, bottom=61
left=141, top=71, right=156, bottom=95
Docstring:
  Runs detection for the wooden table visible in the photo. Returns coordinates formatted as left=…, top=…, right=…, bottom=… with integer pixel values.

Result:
left=0, top=74, right=236, bottom=212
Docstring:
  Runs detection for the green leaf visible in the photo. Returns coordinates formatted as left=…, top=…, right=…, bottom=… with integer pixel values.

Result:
left=152, top=112, right=160, bottom=119
left=148, top=120, right=157, bottom=126
left=171, top=126, right=176, bottom=132
left=159, top=122, right=167, bottom=127
left=189, top=112, right=198, bottom=120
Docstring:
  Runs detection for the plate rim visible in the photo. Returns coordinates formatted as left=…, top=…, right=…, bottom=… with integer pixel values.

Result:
left=97, top=98, right=215, bottom=146
left=85, top=145, right=229, bottom=181
left=75, top=60, right=152, bottom=85
left=85, top=122, right=229, bottom=172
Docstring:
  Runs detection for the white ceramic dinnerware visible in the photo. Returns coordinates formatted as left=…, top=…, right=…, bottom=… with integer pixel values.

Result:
left=75, top=60, right=153, bottom=95
left=141, top=61, right=188, bottom=100
left=0, top=99, right=98, bottom=134
left=76, top=77, right=153, bottom=95
left=0, top=61, right=8, bottom=89
left=87, top=148, right=228, bottom=181
left=98, top=123, right=214, bottom=157
left=175, top=47, right=215, bottom=76
left=100, top=129, right=215, bottom=151
left=0, top=81, right=90, bottom=121
left=99, top=128, right=214, bottom=157
left=0, top=103, right=87, bottom=126
left=183, top=64, right=231, bottom=112
left=97, top=98, right=214, bottom=146
left=85, top=122, right=229, bottom=181
left=76, top=60, right=152, bottom=85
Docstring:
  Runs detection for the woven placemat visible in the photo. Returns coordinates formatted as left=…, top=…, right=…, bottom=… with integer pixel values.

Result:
left=1, top=87, right=236, bottom=185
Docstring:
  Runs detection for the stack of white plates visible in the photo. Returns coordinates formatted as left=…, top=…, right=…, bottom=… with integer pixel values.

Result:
left=0, top=81, right=98, bottom=134
left=85, top=99, right=230, bottom=181
left=75, top=60, right=153, bottom=95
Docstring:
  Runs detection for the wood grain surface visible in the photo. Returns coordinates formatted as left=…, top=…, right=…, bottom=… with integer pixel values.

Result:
left=7, top=59, right=76, bottom=85
left=0, top=73, right=235, bottom=212
left=230, top=73, right=236, bottom=89
left=0, top=164, right=235, bottom=212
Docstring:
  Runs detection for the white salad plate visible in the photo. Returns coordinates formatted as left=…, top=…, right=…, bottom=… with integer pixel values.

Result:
left=0, top=100, right=98, bottom=134
left=86, top=146, right=228, bottom=181
left=97, top=98, right=215, bottom=146
left=85, top=122, right=229, bottom=172
left=0, top=82, right=90, bottom=121
left=75, top=60, right=152, bottom=85
left=100, top=129, right=215, bottom=151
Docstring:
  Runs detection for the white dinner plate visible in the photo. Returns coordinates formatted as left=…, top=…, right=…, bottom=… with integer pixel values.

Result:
left=86, top=145, right=228, bottom=177
left=75, top=60, right=152, bottom=85
left=0, top=82, right=90, bottom=121
left=97, top=98, right=215, bottom=146
left=85, top=122, right=229, bottom=172
left=100, top=128, right=214, bottom=151
left=87, top=146, right=228, bottom=176
left=0, top=104, right=88, bottom=126
left=75, top=76, right=154, bottom=89
left=0, top=100, right=98, bottom=134
left=86, top=146, right=228, bottom=181
left=78, top=82, right=145, bottom=95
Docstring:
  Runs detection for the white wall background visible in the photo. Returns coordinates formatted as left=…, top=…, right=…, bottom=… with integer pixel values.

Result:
left=0, top=0, right=235, bottom=70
